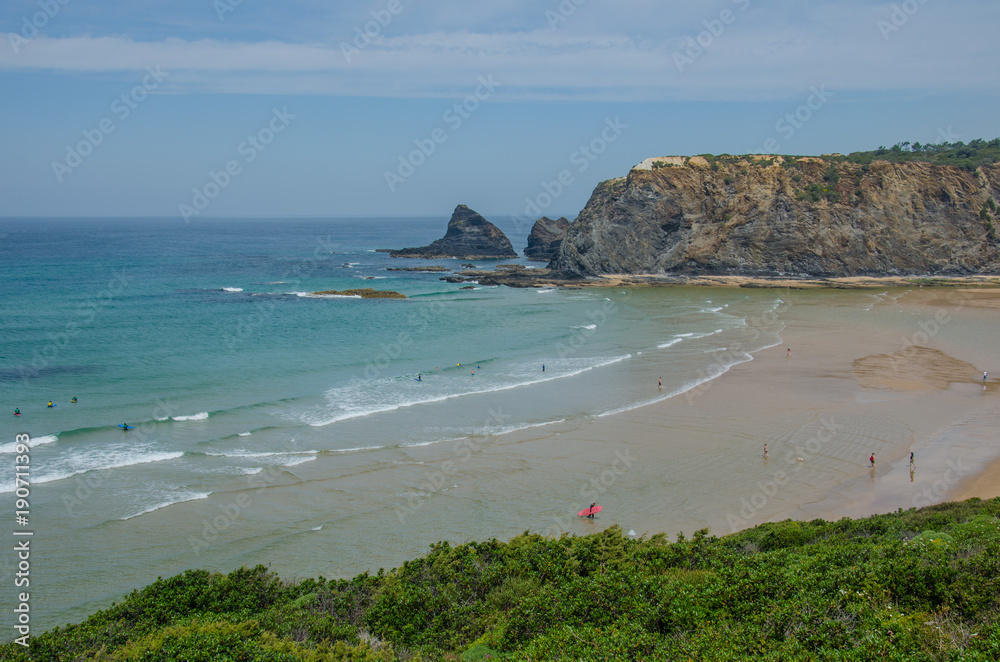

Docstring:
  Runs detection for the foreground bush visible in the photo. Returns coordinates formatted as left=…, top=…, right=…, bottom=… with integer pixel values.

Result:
left=5, top=498, right=1000, bottom=660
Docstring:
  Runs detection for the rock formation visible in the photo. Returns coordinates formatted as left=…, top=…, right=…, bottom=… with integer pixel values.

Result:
left=311, top=288, right=406, bottom=299
left=388, top=205, right=517, bottom=259
left=549, top=156, right=1000, bottom=278
left=524, top=216, right=571, bottom=261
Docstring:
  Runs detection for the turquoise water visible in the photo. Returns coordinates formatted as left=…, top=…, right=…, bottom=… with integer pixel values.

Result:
left=0, top=218, right=785, bottom=630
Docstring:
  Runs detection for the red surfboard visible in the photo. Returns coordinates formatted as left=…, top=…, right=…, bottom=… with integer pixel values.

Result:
left=578, top=505, right=602, bottom=517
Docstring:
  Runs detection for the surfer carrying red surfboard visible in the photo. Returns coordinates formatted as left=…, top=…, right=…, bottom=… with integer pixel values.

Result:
left=588, top=503, right=596, bottom=518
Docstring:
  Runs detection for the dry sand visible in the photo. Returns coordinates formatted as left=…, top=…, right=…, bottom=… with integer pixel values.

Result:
left=482, top=286, right=1000, bottom=537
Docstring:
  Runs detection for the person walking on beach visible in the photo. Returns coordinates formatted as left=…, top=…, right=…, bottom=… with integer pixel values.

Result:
left=658, top=377, right=662, bottom=389
left=909, top=452, right=915, bottom=468
left=763, top=444, right=768, bottom=459
left=869, top=453, right=876, bottom=468
left=787, top=348, right=791, bottom=359
left=984, top=371, right=988, bottom=389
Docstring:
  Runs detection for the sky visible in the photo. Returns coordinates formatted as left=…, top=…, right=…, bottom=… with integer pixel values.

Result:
left=1, top=0, right=999, bottom=220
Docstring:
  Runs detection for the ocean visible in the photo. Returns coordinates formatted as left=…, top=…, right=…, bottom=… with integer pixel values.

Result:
left=0, top=217, right=851, bottom=631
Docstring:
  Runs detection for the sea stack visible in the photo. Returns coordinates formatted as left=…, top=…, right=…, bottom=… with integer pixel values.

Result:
left=524, top=216, right=571, bottom=261
left=388, top=205, right=517, bottom=259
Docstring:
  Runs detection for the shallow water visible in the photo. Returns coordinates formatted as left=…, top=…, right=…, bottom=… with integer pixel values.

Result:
left=1, top=218, right=791, bottom=630
left=3, top=220, right=997, bottom=633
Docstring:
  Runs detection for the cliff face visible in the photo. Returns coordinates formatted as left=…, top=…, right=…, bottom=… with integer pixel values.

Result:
left=524, top=216, right=571, bottom=261
left=390, top=205, right=517, bottom=259
left=549, top=157, right=1000, bottom=277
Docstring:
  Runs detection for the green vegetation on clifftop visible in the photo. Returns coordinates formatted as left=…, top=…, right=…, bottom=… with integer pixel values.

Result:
left=6, top=499, right=1000, bottom=660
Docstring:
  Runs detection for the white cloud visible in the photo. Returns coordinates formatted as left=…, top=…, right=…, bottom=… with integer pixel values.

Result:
left=2, top=0, right=997, bottom=102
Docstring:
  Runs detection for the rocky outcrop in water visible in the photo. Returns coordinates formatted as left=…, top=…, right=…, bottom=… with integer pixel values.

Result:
left=548, top=156, right=1000, bottom=278
left=312, top=288, right=406, bottom=299
left=524, top=216, right=571, bottom=261
left=388, top=205, right=517, bottom=259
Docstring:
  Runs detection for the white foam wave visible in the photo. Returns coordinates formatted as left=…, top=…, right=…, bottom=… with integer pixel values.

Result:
left=0, top=434, right=57, bottom=454
left=238, top=432, right=252, bottom=437
left=657, top=338, right=683, bottom=349
left=311, top=525, right=323, bottom=531
left=572, top=323, right=598, bottom=330
left=536, top=288, right=555, bottom=293
left=295, top=291, right=360, bottom=299
left=597, top=338, right=783, bottom=418
left=207, top=450, right=317, bottom=459
left=173, top=412, right=209, bottom=421
left=120, top=492, right=211, bottom=520
left=307, top=355, right=632, bottom=428
left=281, top=454, right=317, bottom=467
left=399, top=437, right=467, bottom=449
left=222, top=287, right=243, bottom=293
left=475, top=418, right=568, bottom=437
left=1, top=451, right=184, bottom=492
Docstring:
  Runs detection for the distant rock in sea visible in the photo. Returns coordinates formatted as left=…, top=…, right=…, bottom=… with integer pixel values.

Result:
left=524, top=216, right=571, bottom=261
left=311, top=288, right=406, bottom=299
left=387, top=205, right=517, bottom=259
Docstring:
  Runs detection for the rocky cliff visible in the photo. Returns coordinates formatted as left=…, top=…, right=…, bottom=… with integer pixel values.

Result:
left=549, top=156, right=1000, bottom=278
left=389, top=205, right=517, bottom=259
left=524, top=216, right=571, bottom=261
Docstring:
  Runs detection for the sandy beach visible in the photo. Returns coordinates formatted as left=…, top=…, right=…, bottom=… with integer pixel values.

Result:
left=17, top=282, right=1000, bottom=634
left=427, top=285, right=1000, bottom=540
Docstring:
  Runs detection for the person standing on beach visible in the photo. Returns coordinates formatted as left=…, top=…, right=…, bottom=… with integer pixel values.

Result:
left=869, top=453, right=876, bottom=468
left=909, top=452, right=915, bottom=468
left=658, top=377, right=662, bottom=389
left=787, top=348, right=791, bottom=359
left=984, top=371, right=988, bottom=389
left=763, top=444, right=768, bottom=459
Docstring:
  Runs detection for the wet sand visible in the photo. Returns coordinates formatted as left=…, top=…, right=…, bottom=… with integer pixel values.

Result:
left=455, top=286, right=1000, bottom=538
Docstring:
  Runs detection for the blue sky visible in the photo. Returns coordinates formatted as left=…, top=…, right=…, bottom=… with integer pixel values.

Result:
left=1, top=0, right=998, bottom=219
